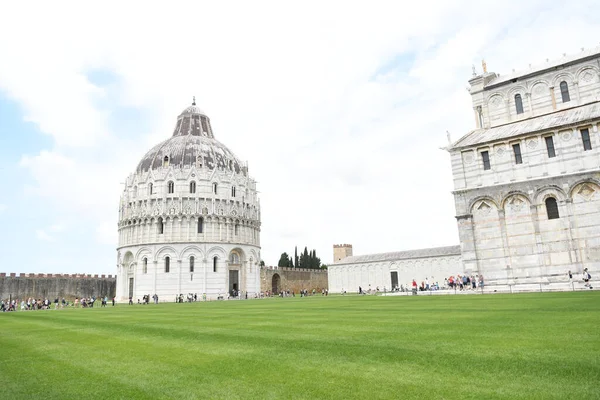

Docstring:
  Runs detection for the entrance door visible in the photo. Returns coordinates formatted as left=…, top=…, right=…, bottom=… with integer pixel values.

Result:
left=229, top=270, right=239, bottom=296
left=390, top=271, right=398, bottom=290
left=128, top=277, right=134, bottom=299
left=272, top=274, right=280, bottom=294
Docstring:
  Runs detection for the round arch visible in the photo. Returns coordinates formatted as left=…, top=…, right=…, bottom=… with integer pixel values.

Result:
left=501, top=191, right=532, bottom=209
left=272, top=273, right=281, bottom=294
left=534, top=185, right=567, bottom=204
left=468, top=196, right=499, bottom=213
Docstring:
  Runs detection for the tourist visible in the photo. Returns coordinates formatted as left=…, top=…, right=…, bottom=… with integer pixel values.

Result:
left=583, top=268, right=592, bottom=288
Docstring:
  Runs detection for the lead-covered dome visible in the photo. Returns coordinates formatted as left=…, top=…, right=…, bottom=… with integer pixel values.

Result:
left=136, top=101, right=246, bottom=175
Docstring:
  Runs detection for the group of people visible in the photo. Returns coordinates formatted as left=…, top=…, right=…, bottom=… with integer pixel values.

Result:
left=1, top=295, right=115, bottom=311
left=74, top=296, right=114, bottom=307
left=406, top=275, right=484, bottom=293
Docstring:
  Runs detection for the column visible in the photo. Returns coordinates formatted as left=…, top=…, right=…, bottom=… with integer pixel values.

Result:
left=564, top=199, right=583, bottom=273
left=549, top=86, right=556, bottom=110
left=573, top=81, right=580, bottom=105
left=526, top=92, right=533, bottom=116
left=497, top=209, right=512, bottom=271
left=473, top=107, right=480, bottom=128
left=152, top=260, right=158, bottom=296
left=456, top=214, right=480, bottom=274
left=177, top=259, right=182, bottom=295
left=241, top=261, right=247, bottom=292
left=529, top=205, right=547, bottom=270
left=203, top=258, right=207, bottom=295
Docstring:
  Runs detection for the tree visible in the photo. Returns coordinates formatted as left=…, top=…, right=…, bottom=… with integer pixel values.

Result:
left=287, top=258, right=294, bottom=268
left=320, top=264, right=328, bottom=270
left=278, top=252, right=290, bottom=268
left=259, top=260, right=265, bottom=267
left=312, top=250, right=321, bottom=269
left=294, top=246, right=298, bottom=268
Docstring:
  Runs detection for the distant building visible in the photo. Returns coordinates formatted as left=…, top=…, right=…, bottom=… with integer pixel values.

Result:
left=116, top=101, right=262, bottom=301
left=328, top=47, right=600, bottom=292
left=333, top=244, right=353, bottom=263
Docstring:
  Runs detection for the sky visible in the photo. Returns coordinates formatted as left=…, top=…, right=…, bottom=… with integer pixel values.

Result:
left=1, top=0, right=600, bottom=274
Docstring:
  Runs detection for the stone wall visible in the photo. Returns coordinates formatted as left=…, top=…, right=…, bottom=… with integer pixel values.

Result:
left=0, top=273, right=116, bottom=300
left=328, top=252, right=463, bottom=293
left=260, top=267, right=328, bottom=294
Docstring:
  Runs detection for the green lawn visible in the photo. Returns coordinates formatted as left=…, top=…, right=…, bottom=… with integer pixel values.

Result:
left=1, top=292, right=599, bottom=400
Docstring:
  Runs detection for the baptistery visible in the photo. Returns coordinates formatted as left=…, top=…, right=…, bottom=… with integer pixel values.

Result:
left=116, top=100, right=261, bottom=301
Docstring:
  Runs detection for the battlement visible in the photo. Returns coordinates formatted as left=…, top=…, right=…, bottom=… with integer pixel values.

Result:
left=333, top=244, right=353, bottom=248
left=261, top=266, right=327, bottom=274
left=1, top=273, right=115, bottom=279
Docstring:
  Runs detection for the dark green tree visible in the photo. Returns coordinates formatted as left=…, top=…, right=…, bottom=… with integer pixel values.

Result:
left=278, top=252, right=290, bottom=268
left=294, top=246, right=298, bottom=268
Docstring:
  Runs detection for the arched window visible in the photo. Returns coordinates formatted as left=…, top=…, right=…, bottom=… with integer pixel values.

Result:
left=148, top=183, right=153, bottom=195
left=213, top=182, right=218, bottom=194
left=157, top=217, right=164, bottom=234
left=133, top=186, right=138, bottom=198
left=143, top=258, right=148, bottom=274
left=163, top=156, right=169, bottom=167
left=168, top=181, right=174, bottom=194
left=234, top=223, right=239, bottom=236
left=190, top=181, right=196, bottom=194
left=514, top=94, right=524, bottom=115
left=197, top=217, right=203, bottom=234
left=165, top=256, right=170, bottom=273
left=189, top=256, right=195, bottom=273
left=231, top=186, right=236, bottom=197
left=213, top=256, right=218, bottom=272
left=545, top=197, right=560, bottom=220
left=230, top=252, right=240, bottom=264
left=560, top=81, right=570, bottom=103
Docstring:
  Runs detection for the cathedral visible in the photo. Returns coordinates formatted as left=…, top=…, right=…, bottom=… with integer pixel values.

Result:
left=329, top=47, right=600, bottom=292
left=116, top=102, right=262, bottom=301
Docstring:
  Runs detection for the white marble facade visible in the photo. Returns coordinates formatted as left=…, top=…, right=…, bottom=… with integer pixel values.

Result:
left=328, top=246, right=461, bottom=293
left=330, top=47, right=600, bottom=290
left=449, top=47, right=600, bottom=284
left=116, top=102, right=261, bottom=301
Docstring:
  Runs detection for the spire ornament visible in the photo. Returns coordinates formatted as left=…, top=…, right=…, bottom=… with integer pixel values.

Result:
left=192, top=96, right=196, bottom=106
left=482, top=59, right=487, bottom=73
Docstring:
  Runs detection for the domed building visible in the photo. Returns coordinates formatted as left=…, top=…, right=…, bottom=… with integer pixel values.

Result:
left=116, top=100, right=261, bottom=301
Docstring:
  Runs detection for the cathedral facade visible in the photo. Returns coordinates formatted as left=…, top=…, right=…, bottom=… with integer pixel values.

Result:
left=449, top=48, right=600, bottom=286
left=116, top=102, right=261, bottom=301
left=328, top=47, right=600, bottom=291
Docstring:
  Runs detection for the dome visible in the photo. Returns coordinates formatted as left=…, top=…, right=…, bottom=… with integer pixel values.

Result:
left=136, top=101, right=246, bottom=175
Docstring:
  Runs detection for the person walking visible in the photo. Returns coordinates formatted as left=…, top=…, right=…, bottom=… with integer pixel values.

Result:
left=583, top=268, right=592, bottom=289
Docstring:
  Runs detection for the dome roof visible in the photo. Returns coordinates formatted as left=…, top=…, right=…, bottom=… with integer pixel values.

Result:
left=136, top=101, right=246, bottom=175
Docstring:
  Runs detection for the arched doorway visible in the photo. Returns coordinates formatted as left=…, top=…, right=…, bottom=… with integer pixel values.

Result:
left=272, top=273, right=280, bottom=294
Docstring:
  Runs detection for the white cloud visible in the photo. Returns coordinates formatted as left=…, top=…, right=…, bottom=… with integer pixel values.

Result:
left=2, top=0, right=600, bottom=270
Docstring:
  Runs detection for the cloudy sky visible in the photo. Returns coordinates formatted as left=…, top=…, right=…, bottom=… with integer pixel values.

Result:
left=1, top=0, right=599, bottom=274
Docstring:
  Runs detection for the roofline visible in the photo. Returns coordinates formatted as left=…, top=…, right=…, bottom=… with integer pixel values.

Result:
left=484, top=53, right=600, bottom=90
left=332, top=245, right=461, bottom=266
left=449, top=100, right=600, bottom=151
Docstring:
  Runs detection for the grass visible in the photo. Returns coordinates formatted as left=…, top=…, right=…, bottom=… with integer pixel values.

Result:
left=1, top=292, right=599, bottom=400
